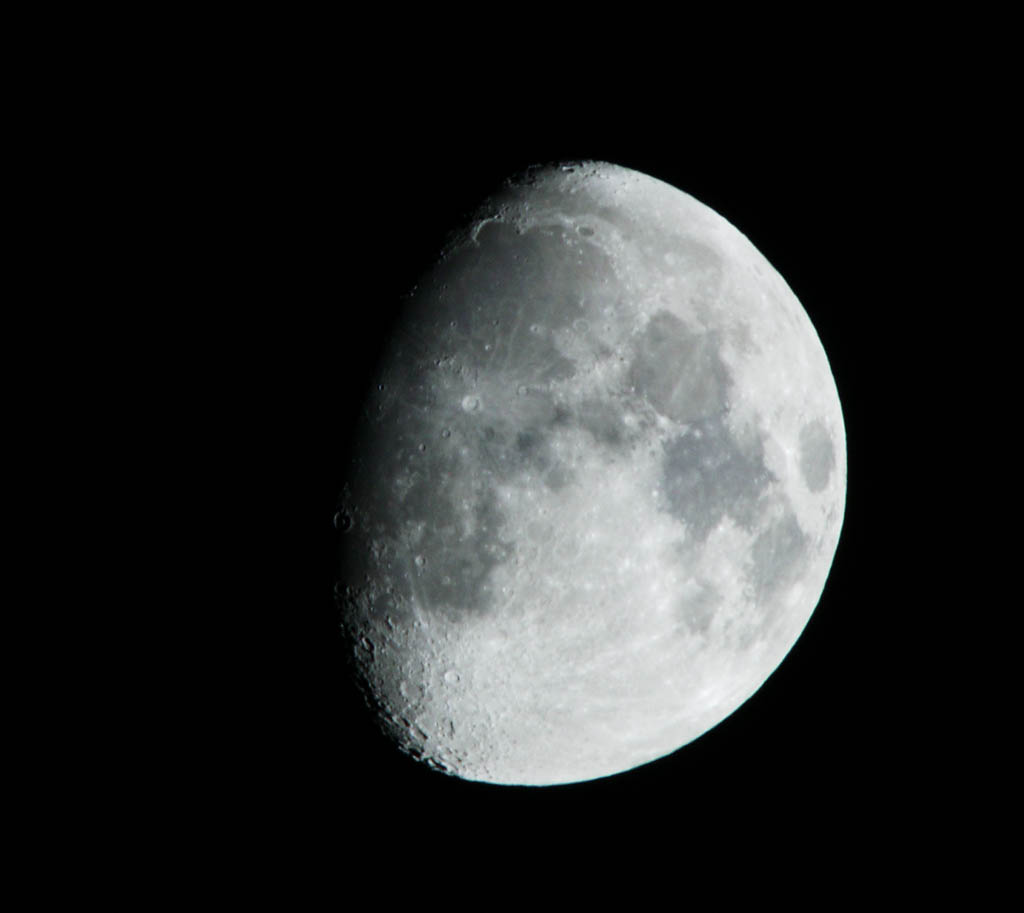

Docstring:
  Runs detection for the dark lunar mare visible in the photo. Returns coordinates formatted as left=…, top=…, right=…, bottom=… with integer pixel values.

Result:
left=337, top=213, right=626, bottom=627
left=628, top=308, right=812, bottom=645
left=798, top=419, right=836, bottom=493
left=628, top=309, right=778, bottom=542
left=660, top=416, right=777, bottom=543
left=629, top=310, right=734, bottom=425
left=735, top=509, right=810, bottom=648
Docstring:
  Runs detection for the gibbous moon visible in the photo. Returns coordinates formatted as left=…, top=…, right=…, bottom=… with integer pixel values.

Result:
left=336, top=161, right=846, bottom=786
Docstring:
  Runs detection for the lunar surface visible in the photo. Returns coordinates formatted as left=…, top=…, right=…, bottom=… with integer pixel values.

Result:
left=336, top=161, right=846, bottom=786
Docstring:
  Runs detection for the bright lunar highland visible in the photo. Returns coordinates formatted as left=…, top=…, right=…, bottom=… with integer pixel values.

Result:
left=336, top=161, right=846, bottom=786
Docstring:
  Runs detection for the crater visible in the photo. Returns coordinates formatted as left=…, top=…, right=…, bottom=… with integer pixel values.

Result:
left=629, top=310, right=732, bottom=424
left=660, top=415, right=775, bottom=541
left=798, top=419, right=836, bottom=493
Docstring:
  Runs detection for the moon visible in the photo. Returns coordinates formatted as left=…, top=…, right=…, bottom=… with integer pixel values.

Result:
left=336, top=161, right=846, bottom=786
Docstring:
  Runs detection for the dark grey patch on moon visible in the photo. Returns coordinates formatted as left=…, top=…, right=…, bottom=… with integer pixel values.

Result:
left=576, top=398, right=625, bottom=448
left=746, top=510, right=808, bottom=605
left=544, top=463, right=575, bottom=491
left=475, top=418, right=556, bottom=483
left=676, top=582, right=720, bottom=636
left=340, top=427, right=514, bottom=623
left=660, top=416, right=775, bottom=541
left=514, top=427, right=553, bottom=474
left=734, top=509, right=810, bottom=650
left=798, top=419, right=836, bottom=493
left=413, top=486, right=513, bottom=617
left=511, top=387, right=561, bottom=429
left=551, top=404, right=573, bottom=427
left=544, top=398, right=628, bottom=455
left=474, top=424, right=512, bottom=477
left=629, top=310, right=732, bottom=424
left=407, top=218, right=620, bottom=389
